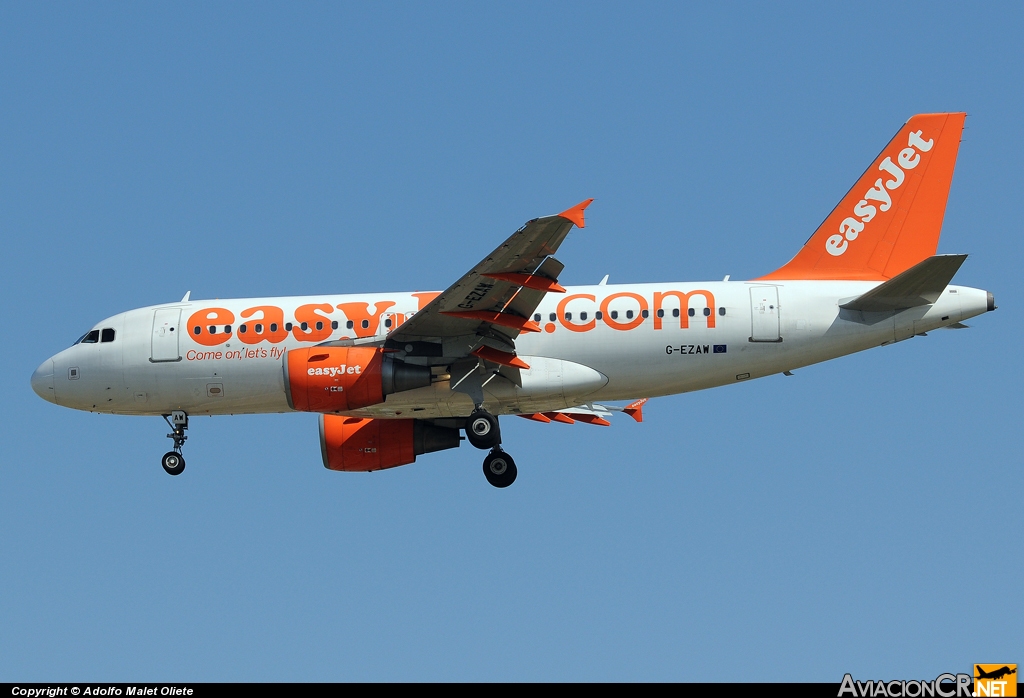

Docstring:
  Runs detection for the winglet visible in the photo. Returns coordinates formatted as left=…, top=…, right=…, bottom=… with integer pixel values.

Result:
left=623, top=398, right=648, bottom=423
left=558, top=198, right=594, bottom=228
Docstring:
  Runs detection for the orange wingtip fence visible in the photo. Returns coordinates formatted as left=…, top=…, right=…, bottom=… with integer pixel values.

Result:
left=623, top=398, right=647, bottom=423
left=557, top=198, right=594, bottom=229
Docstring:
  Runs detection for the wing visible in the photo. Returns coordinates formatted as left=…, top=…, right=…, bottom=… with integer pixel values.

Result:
left=386, top=199, right=593, bottom=366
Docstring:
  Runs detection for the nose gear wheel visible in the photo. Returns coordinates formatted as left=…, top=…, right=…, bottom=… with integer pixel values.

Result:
left=161, top=451, right=185, bottom=476
left=161, top=411, right=189, bottom=476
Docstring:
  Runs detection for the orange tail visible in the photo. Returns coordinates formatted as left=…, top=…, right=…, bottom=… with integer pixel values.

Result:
left=760, top=112, right=966, bottom=281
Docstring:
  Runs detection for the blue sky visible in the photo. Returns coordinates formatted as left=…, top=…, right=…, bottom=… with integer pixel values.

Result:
left=1, top=2, right=1021, bottom=681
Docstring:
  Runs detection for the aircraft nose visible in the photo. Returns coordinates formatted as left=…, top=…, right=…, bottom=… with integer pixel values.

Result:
left=31, top=359, right=55, bottom=403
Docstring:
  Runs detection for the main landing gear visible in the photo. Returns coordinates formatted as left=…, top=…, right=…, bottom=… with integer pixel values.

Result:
left=483, top=448, right=517, bottom=488
left=161, top=410, right=188, bottom=476
left=466, top=408, right=517, bottom=488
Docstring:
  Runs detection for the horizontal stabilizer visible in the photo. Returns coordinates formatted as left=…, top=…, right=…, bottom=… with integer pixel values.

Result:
left=840, top=254, right=967, bottom=312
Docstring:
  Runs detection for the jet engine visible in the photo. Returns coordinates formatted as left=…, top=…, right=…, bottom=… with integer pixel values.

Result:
left=284, top=346, right=432, bottom=412
left=319, top=415, right=461, bottom=471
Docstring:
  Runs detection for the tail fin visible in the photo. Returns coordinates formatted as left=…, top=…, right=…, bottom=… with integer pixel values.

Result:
left=760, top=113, right=966, bottom=281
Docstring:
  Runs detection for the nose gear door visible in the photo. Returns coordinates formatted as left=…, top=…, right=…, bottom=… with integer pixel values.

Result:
left=151, top=308, right=182, bottom=362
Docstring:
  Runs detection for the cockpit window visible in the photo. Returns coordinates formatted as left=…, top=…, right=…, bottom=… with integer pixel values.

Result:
left=79, top=330, right=100, bottom=344
left=101, top=328, right=115, bottom=343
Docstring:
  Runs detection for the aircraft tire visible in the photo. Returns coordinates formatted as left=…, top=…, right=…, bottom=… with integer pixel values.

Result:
left=483, top=450, right=517, bottom=488
left=162, top=451, right=185, bottom=476
left=466, top=409, right=501, bottom=450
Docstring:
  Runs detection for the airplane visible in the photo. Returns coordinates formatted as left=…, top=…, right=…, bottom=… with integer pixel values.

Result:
left=30, top=112, right=995, bottom=488
left=976, top=666, right=1016, bottom=681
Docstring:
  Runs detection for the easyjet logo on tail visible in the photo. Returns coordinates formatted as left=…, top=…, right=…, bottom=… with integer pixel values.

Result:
left=827, top=130, right=934, bottom=257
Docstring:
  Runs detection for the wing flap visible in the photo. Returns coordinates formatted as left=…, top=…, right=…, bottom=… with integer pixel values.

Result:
left=518, top=399, right=650, bottom=427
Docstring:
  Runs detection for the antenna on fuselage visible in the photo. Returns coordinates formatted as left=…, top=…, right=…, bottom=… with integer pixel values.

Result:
left=598, top=275, right=609, bottom=286
left=180, top=291, right=191, bottom=302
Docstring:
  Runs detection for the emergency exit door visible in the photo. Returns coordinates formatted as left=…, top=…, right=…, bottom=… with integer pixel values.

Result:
left=749, top=286, right=781, bottom=342
left=151, top=308, right=182, bottom=362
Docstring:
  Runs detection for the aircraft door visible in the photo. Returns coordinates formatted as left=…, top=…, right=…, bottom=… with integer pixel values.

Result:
left=749, top=286, right=781, bottom=342
left=151, top=308, right=182, bottom=362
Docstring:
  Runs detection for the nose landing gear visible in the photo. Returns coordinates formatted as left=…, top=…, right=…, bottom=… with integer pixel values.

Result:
left=465, top=408, right=517, bottom=488
left=161, top=410, right=188, bottom=476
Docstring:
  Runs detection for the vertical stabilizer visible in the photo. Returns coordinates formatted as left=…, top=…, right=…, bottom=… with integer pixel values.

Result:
left=760, top=113, right=965, bottom=281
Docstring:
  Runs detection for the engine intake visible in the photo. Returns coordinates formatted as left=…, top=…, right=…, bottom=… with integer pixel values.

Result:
left=319, top=415, right=461, bottom=471
left=284, top=346, right=431, bottom=412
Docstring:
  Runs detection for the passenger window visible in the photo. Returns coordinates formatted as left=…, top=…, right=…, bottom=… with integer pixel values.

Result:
left=534, top=314, right=541, bottom=322
left=580, top=312, right=588, bottom=321
left=239, top=324, right=248, bottom=334
left=82, top=329, right=100, bottom=344
left=285, top=322, right=293, bottom=331
left=361, top=320, right=369, bottom=329
left=564, top=312, right=572, bottom=321
left=300, top=322, right=308, bottom=331
left=549, top=313, right=556, bottom=322
left=255, top=323, right=263, bottom=333
left=688, top=308, right=695, bottom=317
left=626, top=310, right=634, bottom=319
left=642, top=310, right=649, bottom=319
left=331, top=321, right=339, bottom=330
left=101, top=328, right=115, bottom=343
left=270, top=323, right=278, bottom=332
left=316, top=321, right=324, bottom=330
left=208, top=326, right=217, bottom=334
left=719, top=307, right=726, bottom=316
left=657, top=309, right=664, bottom=318
left=672, top=309, right=680, bottom=318
left=347, top=320, right=354, bottom=329
left=193, top=326, right=201, bottom=335
left=385, top=318, right=392, bottom=328
left=224, top=325, right=231, bottom=334
left=610, top=311, right=618, bottom=320
left=703, top=307, right=710, bottom=316
left=595, top=311, right=602, bottom=320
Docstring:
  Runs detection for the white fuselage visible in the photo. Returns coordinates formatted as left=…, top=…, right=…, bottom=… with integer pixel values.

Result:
left=32, top=279, right=991, bottom=418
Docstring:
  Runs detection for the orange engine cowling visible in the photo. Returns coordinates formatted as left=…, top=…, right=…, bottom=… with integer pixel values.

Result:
left=319, top=415, right=461, bottom=472
left=285, top=346, right=431, bottom=412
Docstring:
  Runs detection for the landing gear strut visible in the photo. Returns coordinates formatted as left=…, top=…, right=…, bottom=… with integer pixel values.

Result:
left=465, top=409, right=517, bottom=488
left=161, top=410, right=188, bottom=476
